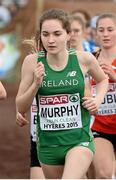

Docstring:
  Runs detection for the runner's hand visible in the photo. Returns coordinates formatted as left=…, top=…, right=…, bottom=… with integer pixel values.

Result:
left=82, top=96, right=98, bottom=115
left=100, top=62, right=115, bottom=81
left=34, top=62, right=45, bottom=87
left=16, top=112, right=29, bottom=127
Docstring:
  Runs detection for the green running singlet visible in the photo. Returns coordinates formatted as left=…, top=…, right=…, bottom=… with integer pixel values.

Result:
left=36, top=49, right=94, bottom=165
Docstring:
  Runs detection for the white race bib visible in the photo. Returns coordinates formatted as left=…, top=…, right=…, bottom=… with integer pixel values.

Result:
left=31, top=98, right=38, bottom=141
left=39, top=93, right=82, bottom=131
left=92, top=83, right=116, bottom=115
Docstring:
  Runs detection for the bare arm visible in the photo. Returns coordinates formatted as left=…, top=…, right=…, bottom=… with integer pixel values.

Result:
left=100, top=62, right=116, bottom=82
left=84, top=75, right=92, bottom=97
left=0, top=81, right=7, bottom=99
left=16, top=112, right=29, bottom=127
left=78, top=52, right=108, bottom=114
left=87, top=53, right=108, bottom=107
left=16, top=54, right=44, bottom=114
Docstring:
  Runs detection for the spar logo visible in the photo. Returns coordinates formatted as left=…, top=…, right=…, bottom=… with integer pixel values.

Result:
left=40, top=95, right=69, bottom=105
left=69, top=95, right=79, bottom=102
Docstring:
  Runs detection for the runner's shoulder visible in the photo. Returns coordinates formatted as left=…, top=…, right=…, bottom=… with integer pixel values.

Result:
left=24, top=53, right=37, bottom=63
left=76, top=50, right=96, bottom=66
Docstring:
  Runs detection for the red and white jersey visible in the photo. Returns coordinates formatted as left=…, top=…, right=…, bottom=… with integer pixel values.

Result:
left=91, top=58, right=116, bottom=134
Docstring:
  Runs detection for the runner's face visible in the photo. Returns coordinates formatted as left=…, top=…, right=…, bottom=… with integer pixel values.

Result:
left=97, top=18, right=116, bottom=49
left=41, top=19, right=69, bottom=54
left=70, top=20, right=84, bottom=49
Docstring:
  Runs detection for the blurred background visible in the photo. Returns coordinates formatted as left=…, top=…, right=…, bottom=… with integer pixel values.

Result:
left=0, top=0, right=116, bottom=178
